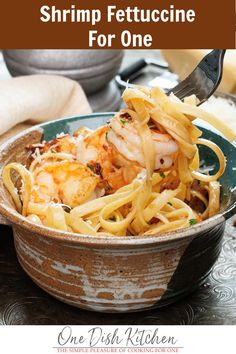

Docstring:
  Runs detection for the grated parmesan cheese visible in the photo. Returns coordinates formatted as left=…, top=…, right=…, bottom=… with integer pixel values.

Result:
left=201, top=96, right=236, bottom=135
left=31, top=147, right=41, bottom=160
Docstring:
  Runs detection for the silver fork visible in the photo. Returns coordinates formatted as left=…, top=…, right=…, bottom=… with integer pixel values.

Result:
left=168, top=49, right=226, bottom=105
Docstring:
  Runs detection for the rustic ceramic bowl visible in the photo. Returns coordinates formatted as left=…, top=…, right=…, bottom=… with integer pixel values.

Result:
left=0, top=113, right=236, bottom=313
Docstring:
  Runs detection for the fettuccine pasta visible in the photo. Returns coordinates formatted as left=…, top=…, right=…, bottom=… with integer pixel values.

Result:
left=3, top=87, right=235, bottom=236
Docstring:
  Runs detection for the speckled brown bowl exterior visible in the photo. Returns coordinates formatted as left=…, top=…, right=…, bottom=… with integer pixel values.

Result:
left=0, top=115, right=235, bottom=313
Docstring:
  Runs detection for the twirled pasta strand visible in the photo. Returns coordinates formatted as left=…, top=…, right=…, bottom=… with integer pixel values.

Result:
left=2, top=86, right=234, bottom=235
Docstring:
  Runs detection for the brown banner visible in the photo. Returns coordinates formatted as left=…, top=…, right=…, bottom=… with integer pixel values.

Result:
left=0, top=0, right=235, bottom=48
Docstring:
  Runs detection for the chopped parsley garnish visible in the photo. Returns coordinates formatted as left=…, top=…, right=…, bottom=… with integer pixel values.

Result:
left=87, top=163, right=94, bottom=172
left=189, top=218, right=197, bottom=226
left=109, top=216, right=116, bottom=222
left=160, top=172, right=166, bottom=178
left=167, top=202, right=173, bottom=206
left=120, top=119, right=128, bottom=126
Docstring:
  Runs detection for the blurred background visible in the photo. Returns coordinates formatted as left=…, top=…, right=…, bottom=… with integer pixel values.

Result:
left=0, top=50, right=165, bottom=112
left=1, top=49, right=236, bottom=130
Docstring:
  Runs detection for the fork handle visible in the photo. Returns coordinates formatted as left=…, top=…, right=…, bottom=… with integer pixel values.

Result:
left=200, top=49, right=226, bottom=73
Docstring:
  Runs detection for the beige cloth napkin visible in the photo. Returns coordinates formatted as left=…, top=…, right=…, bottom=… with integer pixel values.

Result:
left=0, top=74, right=92, bottom=144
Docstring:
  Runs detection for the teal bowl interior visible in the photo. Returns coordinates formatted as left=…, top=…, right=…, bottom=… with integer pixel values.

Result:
left=40, top=112, right=236, bottom=219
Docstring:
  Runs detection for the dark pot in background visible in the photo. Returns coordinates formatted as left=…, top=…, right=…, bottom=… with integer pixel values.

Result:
left=2, top=50, right=124, bottom=111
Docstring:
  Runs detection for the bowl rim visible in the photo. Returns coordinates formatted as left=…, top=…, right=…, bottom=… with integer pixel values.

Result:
left=0, top=112, right=232, bottom=247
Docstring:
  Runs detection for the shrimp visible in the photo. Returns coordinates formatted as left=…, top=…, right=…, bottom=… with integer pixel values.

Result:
left=28, top=128, right=132, bottom=194
left=76, top=126, right=142, bottom=191
left=107, top=112, right=179, bottom=170
left=32, top=134, right=78, bottom=155
left=31, top=161, right=99, bottom=208
left=31, top=114, right=177, bottom=197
